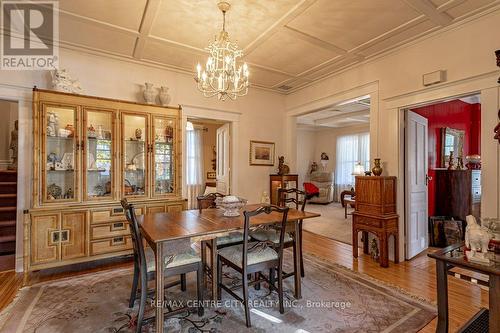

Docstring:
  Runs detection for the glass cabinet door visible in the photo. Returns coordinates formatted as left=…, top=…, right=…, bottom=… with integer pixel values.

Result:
left=122, top=113, right=148, bottom=197
left=83, top=109, right=114, bottom=200
left=152, top=116, right=175, bottom=196
left=42, top=105, right=78, bottom=203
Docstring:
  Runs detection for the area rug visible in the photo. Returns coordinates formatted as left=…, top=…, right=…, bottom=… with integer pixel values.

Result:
left=0, top=254, right=435, bottom=333
left=302, top=203, right=353, bottom=244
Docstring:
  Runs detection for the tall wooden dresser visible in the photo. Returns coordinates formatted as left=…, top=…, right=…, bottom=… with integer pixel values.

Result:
left=352, top=176, right=399, bottom=267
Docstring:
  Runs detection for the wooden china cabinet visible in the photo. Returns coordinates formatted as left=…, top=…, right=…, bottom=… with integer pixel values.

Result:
left=25, top=88, right=186, bottom=273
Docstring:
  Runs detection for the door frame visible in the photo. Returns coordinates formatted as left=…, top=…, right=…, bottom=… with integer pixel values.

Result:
left=180, top=104, right=241, bottom=199
left=395, top=80, right=498, bottom=260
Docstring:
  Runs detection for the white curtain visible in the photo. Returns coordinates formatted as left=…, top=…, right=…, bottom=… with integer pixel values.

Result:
left=186, top=128, right=204, bottom=209
left=336, top=132, right=370, bottom=198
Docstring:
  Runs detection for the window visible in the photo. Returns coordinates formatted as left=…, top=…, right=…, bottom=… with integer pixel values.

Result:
left=336, top=133, right=370, bottom=187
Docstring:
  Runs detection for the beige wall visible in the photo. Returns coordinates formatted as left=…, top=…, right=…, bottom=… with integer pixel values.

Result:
left=286, top=9, right=500, bottom=259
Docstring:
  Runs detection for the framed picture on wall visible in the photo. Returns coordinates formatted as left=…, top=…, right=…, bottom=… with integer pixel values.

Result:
left=249, top=140, right=275, bottom=166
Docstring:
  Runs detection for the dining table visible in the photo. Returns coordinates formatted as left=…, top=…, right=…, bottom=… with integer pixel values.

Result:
left=137, top=204, right=321, bottom=332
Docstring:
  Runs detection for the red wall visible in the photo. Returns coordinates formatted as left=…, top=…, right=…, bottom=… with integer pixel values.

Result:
left=411, top=100, right=481, bottom=216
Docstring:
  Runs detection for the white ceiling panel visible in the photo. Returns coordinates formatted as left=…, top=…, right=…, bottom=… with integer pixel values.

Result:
left=60, top=0, right=147, bottom=31
left=245, top=30, right=338, bottom=75
left=287, top=0, right=421, bottom=51
left=150, top=0, right=302, bottom=49
left=59, top=13, right=137, bottom=55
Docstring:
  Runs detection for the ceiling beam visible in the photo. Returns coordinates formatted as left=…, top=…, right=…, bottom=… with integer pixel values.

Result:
left=403, top=0, right=453, bottom=26
left=315, top=110, right=370, bottom=125
left=282, top=26, right=347, bottom=55
left=133, top=0, right=162, bottom=59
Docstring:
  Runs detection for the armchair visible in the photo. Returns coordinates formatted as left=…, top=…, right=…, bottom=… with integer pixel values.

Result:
left=307, top=171, right=334, bottom=204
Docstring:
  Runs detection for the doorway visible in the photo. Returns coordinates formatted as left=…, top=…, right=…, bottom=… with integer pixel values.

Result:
left=185, top=118, right=230, bottom=209
left=294, top=95, right=371, bottom=244
left=0, top=99, right=18, bottom=271
left=404, top=94, right=481, bottom=259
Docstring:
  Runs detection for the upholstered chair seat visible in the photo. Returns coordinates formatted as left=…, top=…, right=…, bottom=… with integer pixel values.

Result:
left=249, top=229, right=293, bottom=244
left=145, top=247, right=201, bottom=272
left=218, top=243, right=278, bottom=267
left=216, top=232, right=247, bottom=245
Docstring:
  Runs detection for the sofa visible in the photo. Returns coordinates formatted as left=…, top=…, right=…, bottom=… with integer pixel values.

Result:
left=306, top=171, right=334, bottom=204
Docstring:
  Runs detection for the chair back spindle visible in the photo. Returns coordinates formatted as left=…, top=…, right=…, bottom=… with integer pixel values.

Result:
left=278, top=188, right=307, bottom=211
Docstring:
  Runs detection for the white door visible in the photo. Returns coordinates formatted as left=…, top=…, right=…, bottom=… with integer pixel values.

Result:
left=216, top=123, right=230, bottom=194
left=405, top=111, right=429, bottom=259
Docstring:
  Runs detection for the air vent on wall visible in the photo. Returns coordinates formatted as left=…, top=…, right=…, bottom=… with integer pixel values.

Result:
left=278, top=85, right=293, bottom=91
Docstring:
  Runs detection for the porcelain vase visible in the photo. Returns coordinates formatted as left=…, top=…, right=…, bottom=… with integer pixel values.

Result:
left=159, top=86, right=171, bottom=106
left=143, top=82, right=155, bottom=104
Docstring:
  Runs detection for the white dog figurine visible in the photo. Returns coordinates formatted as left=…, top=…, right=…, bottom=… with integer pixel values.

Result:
left=465, top=215, right=492, bottom=264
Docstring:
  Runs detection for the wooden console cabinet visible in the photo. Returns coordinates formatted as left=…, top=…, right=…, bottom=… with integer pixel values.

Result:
left=352, top=176, right=399, bottom=268
left=269, top=174, right=298, bottom=205
left=25, top=89, right=186, bottom=272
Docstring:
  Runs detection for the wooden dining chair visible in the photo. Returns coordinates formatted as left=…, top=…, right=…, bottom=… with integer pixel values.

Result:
left=121, top=199, right=204, bottom=333
left=197, top=193, right=246, bottom=285
left=250, top=188, right=307, bottom=287
left=217, top=205, right=290, bottom=328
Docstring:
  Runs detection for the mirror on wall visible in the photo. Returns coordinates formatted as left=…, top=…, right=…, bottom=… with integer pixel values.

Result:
left=441, top=127, right=465, bottom=168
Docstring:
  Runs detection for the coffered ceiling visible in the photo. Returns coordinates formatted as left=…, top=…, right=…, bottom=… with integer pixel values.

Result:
left=51, top=0, right=500, bottom=93
left=296, top=96, right=370, bottom=128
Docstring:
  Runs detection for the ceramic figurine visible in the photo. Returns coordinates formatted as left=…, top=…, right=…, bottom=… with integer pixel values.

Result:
left=158, top=86, right=171, bottom=106
left=372, top=158, right=383, bottom=176
left=143, top=82, right=155, bottom=104
left=261, top=191, right=270, bottom=204
left=310, top=161, right=318, bottom=174
left=52, top=69, right=82, bottom=93
left=465, top=215, right=493, bottom=264
left=277, top=156, right=290, bottom=175
left=47, top=112, right=57, bottom=137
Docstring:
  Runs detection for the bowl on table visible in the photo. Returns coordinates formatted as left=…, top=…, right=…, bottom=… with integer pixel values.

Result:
left=215, top=195, right=247, bottom=217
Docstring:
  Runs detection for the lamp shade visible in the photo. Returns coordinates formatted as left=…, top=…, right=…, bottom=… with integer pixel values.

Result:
left=352, top=162, right=365, bottom=176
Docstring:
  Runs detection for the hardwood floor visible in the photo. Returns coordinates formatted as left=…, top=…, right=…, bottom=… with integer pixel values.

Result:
left=0, top=231, right=489, bottom=332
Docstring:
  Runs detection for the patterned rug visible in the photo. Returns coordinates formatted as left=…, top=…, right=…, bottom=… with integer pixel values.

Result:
left=0, top=254, right=436, bottom=332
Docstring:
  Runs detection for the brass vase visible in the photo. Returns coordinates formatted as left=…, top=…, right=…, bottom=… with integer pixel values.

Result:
left=372, top=158, right=383, bottom=176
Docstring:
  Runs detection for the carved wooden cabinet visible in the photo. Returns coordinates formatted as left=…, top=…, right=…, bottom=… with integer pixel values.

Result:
left=26, top=89, right=187, bottom=272
left=352, top=176, right=399, bottom=268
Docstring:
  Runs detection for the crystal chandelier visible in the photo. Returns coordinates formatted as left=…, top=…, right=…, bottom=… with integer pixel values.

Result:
left=195, top=2, right=249, bottom=101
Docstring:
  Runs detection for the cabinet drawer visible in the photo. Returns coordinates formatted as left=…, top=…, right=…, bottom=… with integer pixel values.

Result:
left=91, top=221, right=130, bottom=240
left=167, top=204, right=184, bottom=213
left=90, top=236, right=133, bottom=256
left=91, top=207, right=143, bottom=224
